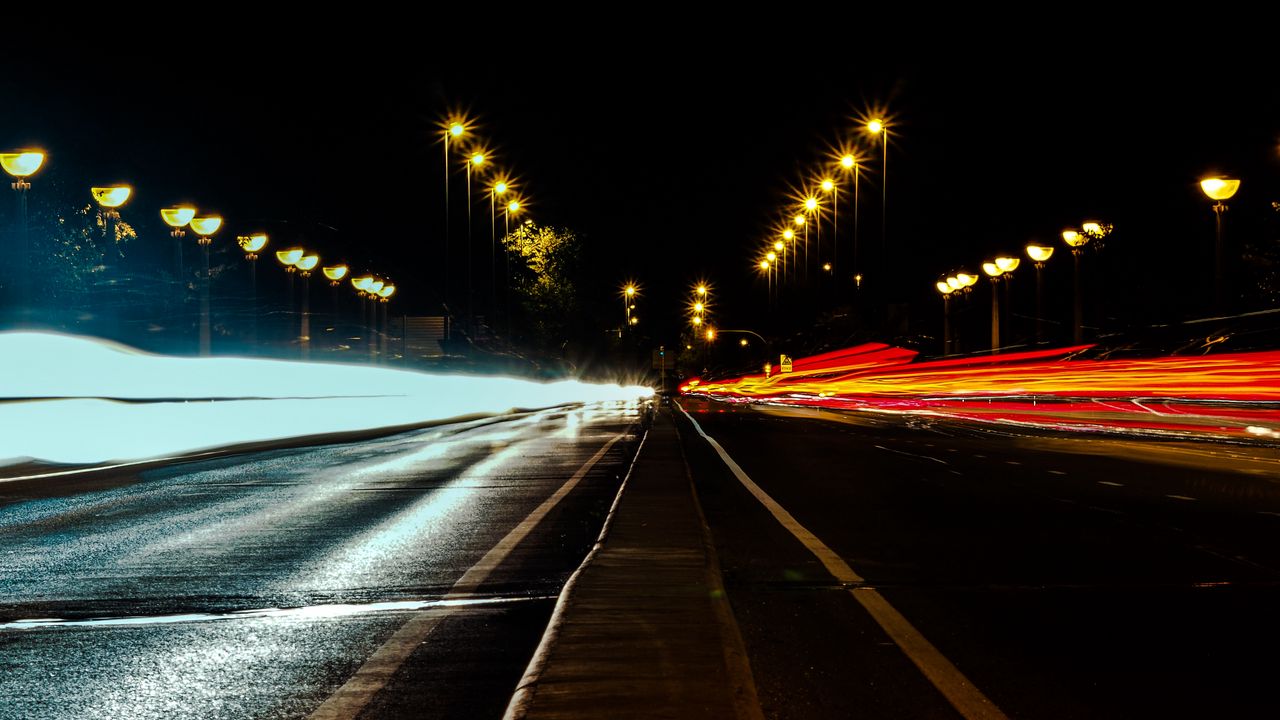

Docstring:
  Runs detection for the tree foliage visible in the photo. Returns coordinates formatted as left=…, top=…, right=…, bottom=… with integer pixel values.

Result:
left=502, top=222, right=582, bottom=351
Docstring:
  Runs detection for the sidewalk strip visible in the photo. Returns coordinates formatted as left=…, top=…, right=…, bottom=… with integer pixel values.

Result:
left=503, top=430, right=649, bottom=719
left=678, top=404, right=1008, bottom=720
left=308, top=432, right=626, bottom=720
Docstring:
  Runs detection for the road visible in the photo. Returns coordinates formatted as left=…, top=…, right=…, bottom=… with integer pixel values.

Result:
left=674, top=397, right=1280, bottom=719
left=0, top=403, right=646, bottom=720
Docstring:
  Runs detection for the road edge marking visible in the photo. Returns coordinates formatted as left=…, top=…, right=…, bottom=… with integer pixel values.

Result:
left=308, top=431, right=627, bottom=720
left=502, top=428, right=650, bottom=719
left=676, top=402, right=1009, bottom=720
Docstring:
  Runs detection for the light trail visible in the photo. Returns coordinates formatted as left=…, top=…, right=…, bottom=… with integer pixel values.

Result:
left=0, top=332, right=651, bottom=466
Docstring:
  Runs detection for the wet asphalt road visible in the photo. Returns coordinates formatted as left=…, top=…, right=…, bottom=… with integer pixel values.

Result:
left=675, top=399, right=1280, bottom=720
left=0, top=403, right=645, bottom=720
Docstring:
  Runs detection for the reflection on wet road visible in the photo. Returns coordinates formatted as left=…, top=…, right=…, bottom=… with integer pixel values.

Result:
left=0, top=402, right=644, bottom=720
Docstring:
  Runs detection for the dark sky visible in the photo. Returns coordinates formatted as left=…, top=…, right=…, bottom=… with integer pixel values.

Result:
left=5, top=32, right=1279, bottom=349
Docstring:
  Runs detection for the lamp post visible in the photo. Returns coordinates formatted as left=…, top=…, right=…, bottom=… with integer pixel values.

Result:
left=490, top=179, right=508, bottom=321
left=793, top=215, right=806, bottom=280
left=782, top=229, right=795, bottom=284
left=821, top=178, right=837, bottom=281
left=1200, top=176, right=1240, bottom=311
left=367, top=278, right=384, bottom=361
left=1025, top=243, right=1054, bottom=344
left=162, top=206, right=196, bottom=284
left=622, top=283, right=637, bottom=332
left=444, top=120, right=465, bottom=312
left=465, top=152, right=485, bottom=329
left=323, top=264, right=349, bottom=336
left=189, top=216, right=224, bottom=356
left=994, top=255, right=1020, bottom=345
left=1, top=151, right=45, bottom=308
left=839, top=153, right=858, bottom=280
left=1062, top=228, right=1089, bottom=344
left=866, top=119, right=888, bottom=258
left=237, top=233, right=268, bottom=347
left=377, top=283, right=396, bottom=361
left=982, top=261, right=1005, bottom=353
left=91, top=186, right=132, bottom=264
left=276, top=247, right=303, bottom=349
left=351, top=275, right=374, bottom=358
left=803, top=197, right=818, bottom=278
left=936, top=280, right=953, bottom=355
left=295, top=253, right=319, bottom=359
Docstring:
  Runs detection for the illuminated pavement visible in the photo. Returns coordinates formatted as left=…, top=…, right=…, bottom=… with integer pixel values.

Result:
left=0, top=403, right=644, bottom=720
left=674, top=398, right=1280, bottom=719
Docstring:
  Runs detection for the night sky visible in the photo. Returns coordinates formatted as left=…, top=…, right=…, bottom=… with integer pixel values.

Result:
left=5, top=34, right=1279, bottom=355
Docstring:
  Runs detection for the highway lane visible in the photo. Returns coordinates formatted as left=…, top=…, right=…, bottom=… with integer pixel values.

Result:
left=675, top=398, right=1280, bottom=719
left=0, top=402, right=646, bottom=720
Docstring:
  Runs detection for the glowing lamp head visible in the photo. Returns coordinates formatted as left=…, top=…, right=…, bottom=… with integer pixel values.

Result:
left=840, top=154, right=855, bottom=169
left=793, top=215, right=805, bottom=226
left=470, top=153, right=485, bottom=166
left=494, top=181, right=508, bottom=194
left=804, top=197, right=818, bottom=211
left=706, top=329, right=716, bottom=341
left=740, top=338, right=748, bottom=346
left=352, top=276, right=374, bottom=292
left=821, top=179, right=835, bottom=192
left=946, top=276, right=962, bottom=291
left=1026, top=244, right=1054, bottom=262
left=982, top=261, right=1003, bottom=277
left=323, top=264, right=349, bottom=281
left=1081, top=221, right=1112, bottom=239
left=160, top=206, right=197, bottom=228
left=1200, top=176, right=1239, bottom=201
left=377, top=284, right=396, bottom=299
left=957, top=272, right=978, bottom=288
left=189, top=216, right=223, bottom=236
left=782, top=229, right=794, bottom=241
left=767, top=251, right=777, bottom=261
left=1062, top=229, right=1086, bottom=247
left=994, top=256, right=1020, bottom=273
left=276, top=248, right=304, bottom=266
left=630, top=316, right=638, bottom=325
left=449, top=122, right=464, bottom=137
left=1, top=151, right=45, bottom=178
left=693, top=301, right=704, bottom=312
left=692, top=316, right=702, bottom=326
left=696, top=285, right=707, bottom=296
left=624, top=285, right=636, bottom=297
left=295, top=254, right=320, bottom=272
left=823, top=262, right=832, bottom=271
left=91, top=186, right=132, bottom=208
left=368, top=279, right=385, bottom=294
left=867, top=119, right=885, bottom=135
left=507, top=200, right=520, bottom=213
left=774, top=241, right=785, bottom=252
left=761, top=260, right=771, bottom=270
left=937, top=281, right=953, bottom=295
left=238, top=233, right=268, bottom=253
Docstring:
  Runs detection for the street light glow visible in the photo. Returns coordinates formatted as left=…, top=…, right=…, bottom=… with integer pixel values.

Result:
left=378, top=284, right=396, bottom=299
left=982, top=261, right=1003, bottom=277
left=867, top=119, right=885, bottom=135
left=91, top=186, right=132, bottom=208
left=276, top=248, right=304, bottom=266
left=1199, top=176, right=1240, bottom=201
left=1062, top=229, right=1087, bottom=247
left=471, top=153, right=485, bottom=166
left=296, top=254, right=320, bottom=272
left=774, top=241, right=785, bottom=252
left=697, top=285, right=708, bottom=296
left=937, top=281, right=953, bottom=295
left=449, top=122, right=465, bottom=137
left=1026, top=244, right=1055, bottom=263
left=494, top=181, right=508, bottom=194
left=0, top=151, right=45, bottom=178
left=782, top=229, right=795, bottom=241
left=189, top=216, right=223, bottom=237
left=793, top=215, right=805, bottom=226
left=804, top=197, right=818, bottom=211
left=692, top=316, right=702, bottom=326
left=760, top=260, right=770, bottom=270
left=994, top=256, right=1021, bottom=273
left=238, top=234, right=268, bottom=253
left=840, top=154, right=856, bottom=169
left=508, top=200, right=520, bottom=213
left=160, top=206, right=197, bottom=228
left=767, top=251, right=777, bottom=262
left=706, top=328, right=716, bottom=341
left=693, top=302, right=704, bottom=312
left=323, top=265, right=349, bottom=281
left=821, top=179, right=835, bottom=192
left=946, top=276, right=962, bottom=291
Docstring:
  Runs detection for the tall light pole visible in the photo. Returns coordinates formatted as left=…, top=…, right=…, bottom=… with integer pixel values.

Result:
left=782, top=229, right=795, bottom=284
left=866, top=119, right=888, bottom=259
left=490, top=179, right=508, bottom=322
left=1025, top=243, right=1054, bottom=344
left=622, top=283, right=637, bottom=332
left=444, top=121, right=465, bottom=314
left=237, top=233, right=268, bottom=347
left=839, top=153, right=859, bottom=283
left=936, top=280, right=953, bottom=354
left=821, top=178, right=837, bottom=281
left=162, top=206, right=196, bottom=286
left=995, top=255, right=1020, bottom=345
left=323, top=264, right=349, bottom=337
left=1200, top=176, right=1240, bottom=311
left=1062, top=228, right=1089, bottom=344
left=505, top=199, right=522, bottom=338
left=1, top=151, right=45, bottom=309
left=189, top=216, right=224, bottom=356
left=351, top=275, right=375, bottom=359
left=296, top=253, right=319, bottom=359
left=793, top=215, right=805, bottom=280
left=378, top=283, right=396, bottom=361
left=276, top=247, right=303, bottom=350
left=366, top=278, right=384, bottom=361
left=804, top=196, right=820, bottom=280
left=466, top=151, right=485, bottom=329
left=982, top=261, right=1006, bottom=353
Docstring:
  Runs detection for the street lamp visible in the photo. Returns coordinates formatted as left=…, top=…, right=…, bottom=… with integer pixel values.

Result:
left=1025, top=243, right=1055, bottom=344
left=237, top=233, right=268, bottom=346
left=1062, top=227, right=1090, bottom=343
left=838, top=153, right=860, bottom=281
left=276, top=247, right=303, bottom=345
left=323, top=263, right=349, bottom=339
left=866, top=118, right=889, bottom=271
left=2, top=150, right=45, bottom=306
left=162, top=206, right=196, bottom=282
left=91, top=186, right=131, bottom=254
left=189, top=215, right=223, bottom=356
left=442, top=117, right=468, bottom=312
left=490, top=178, right=509, bottom=321
left=821, top=177, right=839, bottom=278
left=782, top=228, right=795, bottom=282
left=464, top=151, right=486, bottom=328
left=377, top=283, right=396, bottom=361
left=295, top=253, right=319, bottom=358
left=936, top=279, right=953, bottom=355
left=1200, top=176, right=1239, bottom=310
left=982, top=260, right=1005, bottom=353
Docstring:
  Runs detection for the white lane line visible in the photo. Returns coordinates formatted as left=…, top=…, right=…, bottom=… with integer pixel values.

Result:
left=874, top=445, right=949, bottom=465
left=679, top=406, right=1007, bottom=720
left=1048, top=470, right=1068, bottom=476
left=1258, top=511, right=1280, bottom=518
left=308, top=432, right=626, bottom=720
left=1166, top=494, right=1198, bottom=502
left=1097, top=481, right=1124, bottom=487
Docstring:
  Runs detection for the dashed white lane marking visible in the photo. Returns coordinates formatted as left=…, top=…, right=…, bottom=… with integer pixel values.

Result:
left=309, top=433, right=626, bottom=720
left=1166, top=494, right=1198, bottom=502
left=1258, top=511, right=1280, bottom=518
left=1097, top=481, right=1124, bottom=487
left=680, top=406, right=1008, bottom=720
left=874, top=445, right=949, bottom=465
left=1048, top=470, right=1068, bottom=476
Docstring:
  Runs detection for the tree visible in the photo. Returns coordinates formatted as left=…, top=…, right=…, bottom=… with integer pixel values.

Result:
left=502, top=222, right=582, bottom=352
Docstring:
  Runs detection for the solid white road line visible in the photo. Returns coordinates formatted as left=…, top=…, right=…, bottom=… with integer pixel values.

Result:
left=308, top=432, right=626, bottom=720
left=678, top=404, right=1008, bottom=720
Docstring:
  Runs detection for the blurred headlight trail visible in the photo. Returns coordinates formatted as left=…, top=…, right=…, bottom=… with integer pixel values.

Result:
left=0, top=332, right=652, bottom=467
